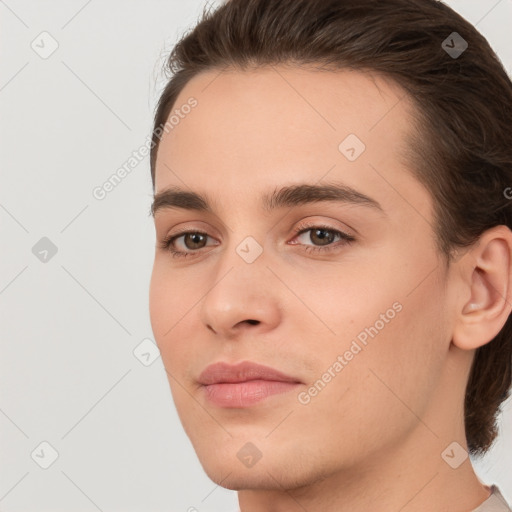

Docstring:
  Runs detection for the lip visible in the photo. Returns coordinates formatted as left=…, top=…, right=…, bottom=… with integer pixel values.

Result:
left=198, top=361, right=302, bottom=408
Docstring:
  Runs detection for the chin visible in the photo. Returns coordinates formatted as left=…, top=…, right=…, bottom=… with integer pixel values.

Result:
left=202, top=463, right=302, bottom=492
left=205, top=470, right=276, bottom=491
left=194, top=446, right=324, bottom=492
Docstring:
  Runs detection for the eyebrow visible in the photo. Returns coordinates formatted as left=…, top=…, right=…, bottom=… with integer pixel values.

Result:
left=150, top=181, right=385, bottom=217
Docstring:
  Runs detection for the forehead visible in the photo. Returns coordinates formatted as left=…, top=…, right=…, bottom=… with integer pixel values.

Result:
left=154, top=65, right=429, bottom=221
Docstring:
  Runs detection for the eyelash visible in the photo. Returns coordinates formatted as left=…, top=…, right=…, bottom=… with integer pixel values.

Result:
left=159, top=222, right=356, bottom=259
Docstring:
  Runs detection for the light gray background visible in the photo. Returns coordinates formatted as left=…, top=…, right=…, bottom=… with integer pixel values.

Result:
left=1, top=1, right=511, bottom=511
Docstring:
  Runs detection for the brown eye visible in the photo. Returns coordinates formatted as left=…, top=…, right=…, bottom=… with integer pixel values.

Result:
left=160, top=230, right=218, bottom=258
left=183, top=232, right=208, bottom=250
left=290, top=223, right=356, bottom=255
left=309, top=228, right=336, bottom=246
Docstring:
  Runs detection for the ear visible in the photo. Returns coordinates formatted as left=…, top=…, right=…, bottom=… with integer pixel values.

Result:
left=452, top=225, right=512, bottom=350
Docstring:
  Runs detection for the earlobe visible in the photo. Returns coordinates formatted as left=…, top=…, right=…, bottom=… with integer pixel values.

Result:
left=452, top=226, right=512, bottom=351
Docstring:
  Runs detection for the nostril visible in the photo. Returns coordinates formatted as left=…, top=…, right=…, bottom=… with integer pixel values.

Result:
left=246, top=319, right=259, bottom=325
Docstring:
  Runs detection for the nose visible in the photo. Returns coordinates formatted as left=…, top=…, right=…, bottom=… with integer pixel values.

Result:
left=198, top=250, right=282, bottom=339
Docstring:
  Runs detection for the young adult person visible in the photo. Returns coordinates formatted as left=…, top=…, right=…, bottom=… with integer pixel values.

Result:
left=148, top=1, right=512, bottom=510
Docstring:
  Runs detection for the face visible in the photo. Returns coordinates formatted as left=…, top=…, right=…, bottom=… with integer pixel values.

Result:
left=149, top=66, right=456, bottom=490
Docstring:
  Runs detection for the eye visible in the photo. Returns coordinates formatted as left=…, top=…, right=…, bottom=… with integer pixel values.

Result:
left=158, top=223, right=356, bottom=259
left=159, top=231, right=218, bottom=258
left=289, top=223, right=356, bottom=254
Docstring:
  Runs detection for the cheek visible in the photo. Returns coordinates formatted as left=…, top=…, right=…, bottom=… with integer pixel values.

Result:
left=294, top=247, right=449, bottom=413
left=293, top=282, right=448, bottom=457
left=149, top=263, right=169, bottom=341
left=282, top=255, right=402, bottom=344
left=149, top=261, right=193, bottom=360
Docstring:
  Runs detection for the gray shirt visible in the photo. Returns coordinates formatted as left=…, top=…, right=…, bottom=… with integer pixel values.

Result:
left=473, top=486, right=512, bottom=512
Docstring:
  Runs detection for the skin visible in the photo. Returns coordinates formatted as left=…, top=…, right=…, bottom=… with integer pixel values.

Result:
left=149, top=65, right=512, bottom=512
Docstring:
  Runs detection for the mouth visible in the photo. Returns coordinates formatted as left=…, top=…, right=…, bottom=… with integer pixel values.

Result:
left=198, top=361, right=302, bottom=408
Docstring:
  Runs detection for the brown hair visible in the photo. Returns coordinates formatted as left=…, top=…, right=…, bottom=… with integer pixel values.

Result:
left=150, top=0, right=512, bottom=456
